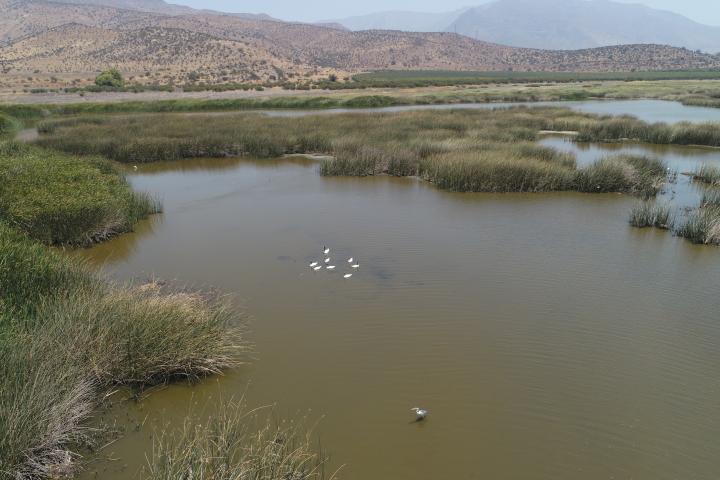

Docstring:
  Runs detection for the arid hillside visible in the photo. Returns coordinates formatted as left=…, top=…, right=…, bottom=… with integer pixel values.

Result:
left=1, top=0, right=720, bottom=88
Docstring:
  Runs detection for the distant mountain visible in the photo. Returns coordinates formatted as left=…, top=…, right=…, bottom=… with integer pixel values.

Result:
left=449, top=0, right=720, bottom=52
left=323, top=8, right=473, bottom=33
left=332, top=0, right=720, bottom=53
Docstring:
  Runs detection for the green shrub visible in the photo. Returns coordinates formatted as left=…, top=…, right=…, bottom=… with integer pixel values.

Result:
left=94, top=68, right=124, bottom=88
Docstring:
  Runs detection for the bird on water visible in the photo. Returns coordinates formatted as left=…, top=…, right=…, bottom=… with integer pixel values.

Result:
left=411, top=407, right=428, bottom=421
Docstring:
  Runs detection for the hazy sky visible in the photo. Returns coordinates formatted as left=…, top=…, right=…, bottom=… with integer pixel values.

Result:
left=171, top=0, right=720, bottom=25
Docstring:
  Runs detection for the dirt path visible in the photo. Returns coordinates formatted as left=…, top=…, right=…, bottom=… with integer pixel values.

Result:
left=0, top=85, right=465, bottom=105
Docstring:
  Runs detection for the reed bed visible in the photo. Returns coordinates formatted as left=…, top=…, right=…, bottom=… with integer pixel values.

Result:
left=701, top=189, right=720, bottom=207
left=675, top=206, right=720, bottom=245
left=0, top=114, right=19, bottom=136
left=0, top=141, right=161, bottom=245
left=628, top=202, right=673, bottom=229
left=146, top=400, right=330, bottom=480
left=691, top=164, right=720, bottom=186
left=0, top=223, right=246, bottom=479
left=36, top=108, right=671, bottom=196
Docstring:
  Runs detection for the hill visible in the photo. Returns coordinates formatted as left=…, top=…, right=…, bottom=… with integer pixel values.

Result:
left=1, top=0, right=720, bottom=89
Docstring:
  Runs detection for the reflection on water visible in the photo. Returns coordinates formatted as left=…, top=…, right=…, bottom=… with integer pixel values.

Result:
left=540, top=136, right=720, bottom=212
left=78, top=145, right=720, bottom=480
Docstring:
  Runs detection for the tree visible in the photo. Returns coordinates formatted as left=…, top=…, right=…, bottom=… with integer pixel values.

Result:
left=328, top=73, right=338, bottom=82
left=95, top=69, right=124, bottom=88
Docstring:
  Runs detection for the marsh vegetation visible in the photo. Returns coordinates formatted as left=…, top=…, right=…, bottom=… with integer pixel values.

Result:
left=628, top=201, right=673, bottom=229
left=34, top=108, right=679, bottom=196
left=3, top=94, right=720, bottom=479
left=0, top=221, right=244, bottom=478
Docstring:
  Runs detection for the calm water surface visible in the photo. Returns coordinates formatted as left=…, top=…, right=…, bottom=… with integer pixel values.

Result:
left=75, top=139, right=720, bottom=479
left=261, top=99, right=720, bottom=124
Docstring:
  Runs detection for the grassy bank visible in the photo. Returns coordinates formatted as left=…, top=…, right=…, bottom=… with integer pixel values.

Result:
left=0, top=142, right=159, bottom=245
left=35, top=108, right=669, bottom=195
left=0, top=222, right=244, bottom=479
left=0, top=136, right=263, bottom=478
left=5, top=79, right=720, bottom=118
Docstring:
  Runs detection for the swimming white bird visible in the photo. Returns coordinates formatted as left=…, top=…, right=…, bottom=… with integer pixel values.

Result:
left=411, top=407, right=428, bottom=421
left=344, top=273, right=353, bottom=279
left=324, top=258, right=331, bottom=264
left=323, top=246, right=330, bottom=255
left=326, top=265, right=336, bottom=270
left=313, top=266, right=322, bottom=271
left=348, top=257, right=354, bottom=263
left=309, top=262, right=319, bottom=267
left=351, top=264, right=360, bottom=269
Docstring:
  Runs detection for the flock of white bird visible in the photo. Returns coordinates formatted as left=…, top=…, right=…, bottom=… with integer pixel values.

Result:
left=309, top=246, right=360, bottom=278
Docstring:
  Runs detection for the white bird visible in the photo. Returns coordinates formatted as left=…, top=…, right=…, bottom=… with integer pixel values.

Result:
left=351, top=264, right=360, bottom=269
left=133, top=165, right=138, bottom=170
left=324, top=258, right=331, bottom=264
left=323, top=246, right=330, bottom=255
left=411, top=407, right=428, bottom=421
left=348, top=257, right=354, bottom=263
left=344, top=274, right=353, bottom=279
left=313, top=266, right=322, bottom=271
left=326, top=265, right=336, bottom=270
left=309, top=262, right=319, bottom=267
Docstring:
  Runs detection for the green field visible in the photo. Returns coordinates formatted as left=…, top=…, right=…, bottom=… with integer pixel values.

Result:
left=349, top=70, right=720, bottom=88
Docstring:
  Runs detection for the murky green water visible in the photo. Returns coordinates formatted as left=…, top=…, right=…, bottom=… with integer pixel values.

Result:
left=74, top=133, right=720, bottom=479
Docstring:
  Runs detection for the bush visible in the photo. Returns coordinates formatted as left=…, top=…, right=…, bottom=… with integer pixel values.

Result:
left=94, top=69, right=124, bottom=88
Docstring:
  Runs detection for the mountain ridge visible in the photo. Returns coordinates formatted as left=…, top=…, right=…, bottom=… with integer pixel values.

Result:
left=2, top=0, right=720, bottom=90
left=331, top=0, right=720, bottom=53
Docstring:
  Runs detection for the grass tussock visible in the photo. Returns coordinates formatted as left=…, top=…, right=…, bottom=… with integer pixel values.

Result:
left=628, top=202, right=673, bottom=229
left=574, top=155, right=667, bottom=198
left=0, top=141, right=160, bottom=245
left=146, top=400, right=330, bottom=480
left=0, top=223, right=245, bottom=479
left=691, top=163, right=720, bottom=186
left=675, top=206, right=720, bottom=245
left=36, top=108, right=669, bottom=196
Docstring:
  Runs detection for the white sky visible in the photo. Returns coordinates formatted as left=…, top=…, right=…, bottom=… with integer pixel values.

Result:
left=171, top=0, right=720, bottom=26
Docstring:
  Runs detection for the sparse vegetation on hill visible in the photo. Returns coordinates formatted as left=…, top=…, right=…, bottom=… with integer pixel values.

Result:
left=2, top=0, right=720, bottom=91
